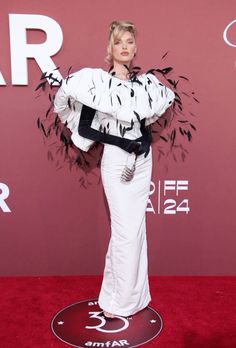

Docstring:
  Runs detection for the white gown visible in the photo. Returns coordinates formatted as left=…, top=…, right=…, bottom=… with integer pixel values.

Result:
left=99, top=144, right=152, bottom=316
left=54, top=68, right=175, bottom=316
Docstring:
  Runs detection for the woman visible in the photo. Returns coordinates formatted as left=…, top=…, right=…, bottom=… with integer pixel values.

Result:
left=54, top=20, right=175, bottom=318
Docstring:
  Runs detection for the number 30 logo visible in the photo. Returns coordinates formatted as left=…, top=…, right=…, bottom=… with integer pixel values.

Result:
left=86, top=312, right=129, bottom=333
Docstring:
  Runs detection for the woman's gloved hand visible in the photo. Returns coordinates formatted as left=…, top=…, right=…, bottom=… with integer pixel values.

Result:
left=126, top=140, right=142, bottom=154
left=132, top=138, right=150, bottom=157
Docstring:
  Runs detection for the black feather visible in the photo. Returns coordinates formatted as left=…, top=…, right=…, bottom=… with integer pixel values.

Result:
left=190, top=123, right=196, bottom=131
left=160, top=67, right=173, bottom=75
left=148, top=93, right=153, bottom=108
left=187, top=130, right=192, bottom=141
left=108, top=65, right=114, bottom=73
left=35, top=81, right=47, bottom=91
left=146, top=69, right=156, bottom=75
left=117, top=95, right=122, bottom=105
left=66, top=74, right=73, bottom=84
left=54, top=115, right=59, bottom=127
left=178, top=75, right=189, bottom=81
left=119, top=123, right=123, bottom=136
left=124, top=64, right=130, bottom=72
left=67, top=66, right=72, bottom=76
left=41, top=123, right=47, bottom=137
left=37, top=118, right=41, bottom=129
left=46, top=105, right=52, bottom=118
left=40, top=72, right=47, bottom=80
left=179, top=127, right=185, bottom=136
left=161, top=51, right=169, bottom=59
left=125, top=119, right=134, bottom=132
left=160, top=135, right=168, bottom=142
left=133, top=110, right=141, bottom=123
left=171, top=128, right=176, bottom=147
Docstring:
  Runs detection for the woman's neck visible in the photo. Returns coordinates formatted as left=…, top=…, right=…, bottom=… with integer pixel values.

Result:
left=110, top=62, right=131, bottom=80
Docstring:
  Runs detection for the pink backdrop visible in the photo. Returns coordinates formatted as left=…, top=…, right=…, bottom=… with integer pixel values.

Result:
left=0, top=0, right=236, bottom=276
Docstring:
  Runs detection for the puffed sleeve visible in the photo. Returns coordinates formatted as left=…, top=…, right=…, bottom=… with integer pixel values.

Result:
left=144, top=74, right=175, bottom=126
left=54, top=72, right=100, bottom=152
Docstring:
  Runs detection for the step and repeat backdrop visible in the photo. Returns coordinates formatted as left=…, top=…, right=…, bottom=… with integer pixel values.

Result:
left=0, top=0, right=236, bottom=276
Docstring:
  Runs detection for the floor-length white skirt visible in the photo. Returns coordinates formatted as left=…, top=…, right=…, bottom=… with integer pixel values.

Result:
left=98, top=144, right=153, bottom=316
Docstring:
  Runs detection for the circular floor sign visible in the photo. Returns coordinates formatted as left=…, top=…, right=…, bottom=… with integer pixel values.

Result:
left=51, top=299, right=163, bottom=347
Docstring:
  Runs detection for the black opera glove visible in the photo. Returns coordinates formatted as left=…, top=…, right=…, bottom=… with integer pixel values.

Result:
left=78, top=104, right=151, bottom=155
left=122, top=121, right=151, bottom=157
left=134, top=139, right=150, bottom=157
left=135, top=119, right=152, bottom=157
left=125, top=140, right=143, bottom=154
left=135, top=127, right=151, bottom=157
left=117, top=136, right=150, bottom=157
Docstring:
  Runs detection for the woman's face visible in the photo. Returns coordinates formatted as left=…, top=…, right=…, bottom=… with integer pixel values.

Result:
left=111, top=31, right=136, bottom=66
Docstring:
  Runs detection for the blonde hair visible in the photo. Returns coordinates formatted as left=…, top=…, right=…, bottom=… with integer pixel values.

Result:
left=106, top=20, right=137, bottom=64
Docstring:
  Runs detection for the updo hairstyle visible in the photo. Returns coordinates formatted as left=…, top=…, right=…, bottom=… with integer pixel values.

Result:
left=106, top=20, right=137, bottom=63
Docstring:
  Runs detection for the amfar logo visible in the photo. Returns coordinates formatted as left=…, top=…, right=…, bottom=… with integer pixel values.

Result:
left=0, top=14, right=63, bottom=85
left=51, top=299, right=162, bottom=347
left=0, top=183, right=11, bottom=212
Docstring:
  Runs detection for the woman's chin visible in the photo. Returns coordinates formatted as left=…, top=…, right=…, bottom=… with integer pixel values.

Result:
left=114, top=57, right=132, bottom=66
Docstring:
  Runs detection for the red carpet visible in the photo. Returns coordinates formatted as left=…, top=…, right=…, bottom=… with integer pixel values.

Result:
left=0, top=276, right=235, bottom=348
